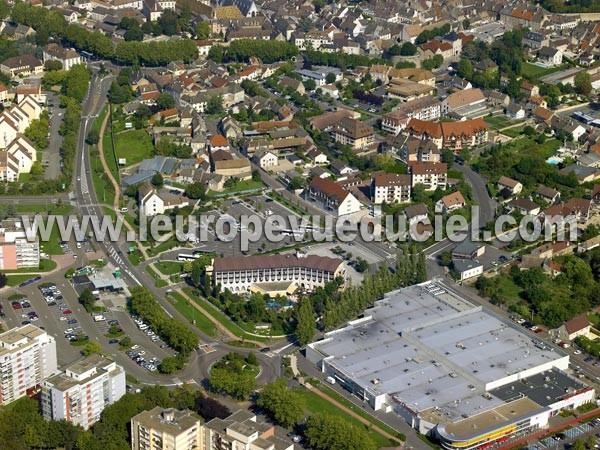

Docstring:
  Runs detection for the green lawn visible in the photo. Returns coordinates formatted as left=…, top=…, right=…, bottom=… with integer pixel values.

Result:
left=1, top=259, right=56, bottom=273
left=40, top=223, right=65, bottom=255
left=112, top=129, right=154, bottom=167
left=182, top=287, right=270, bottom=343
left=4, top=203, right=74, bottom=216
left=90, top=107, right=116, bottom=206
left=521, top=62, right=564, bottom=79
left=316, top=384, right=406, bottom=441
left=209, top=179, right=265, bottom=197
left=155, top=261, right=184, bottom=276
left=168, top=291, right=217, bottom=337
left=502, top=126, right=527, bottom=138
left=146, top=265, right=168, bottom=288
left=5, top=274, right=37, bottom=286
left=146, top=236, right=181, bottom=257
left=484, top=116, right=523, bottom=131
left=297, top=387, right=396, bottom=449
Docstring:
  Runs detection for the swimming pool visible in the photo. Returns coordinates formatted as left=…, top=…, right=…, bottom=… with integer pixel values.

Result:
left=546, top=156, right=563, bottom=165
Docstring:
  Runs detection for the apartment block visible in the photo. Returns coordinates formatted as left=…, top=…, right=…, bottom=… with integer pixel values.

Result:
left=371, top=173, right=412, bottom=204
left=41, top=354, right=126, bottom=430
left=0, top=218, right=40, bottom=270
left=409, top=161, right=448, bottom=191
left=131, top=407, right=203, bottom=450
left=0, top=324, right=57, bottom=405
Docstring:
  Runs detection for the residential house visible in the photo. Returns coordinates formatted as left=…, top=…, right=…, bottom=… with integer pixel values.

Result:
left=404, top=118, right=488, bottom=151
left=306, top=177, right=362, bottom=216
left=280, top=76, right=305, bottom=95
left=409, top=161, right=448, bottom=190
left=505, top=198, right=541, bottom=216
left=535, top=185, right=560, bottom=204
left=497, top=176, right=523, bottom=196
left=209, top=134, right=230, bottom=152
left=254, top=151, right=277, bottom=169
left=550, top=314, right=592, bottom=342
left=329, top=159, right=354, bottom=176
left=138, top=182, right=190, bottom=216
left=488, top=92, right=510, bottom=107
left=213, top=158, right=252, bottom=179
left=522, top=31, right=550, bottom=49
left=560, top=164, right=600, bottom=184
left=371, top=173, right=412, bottom=204
left=506, top=102, right=526, bottom=119
left=520, top=82, right=540, bottom=98
left=473, top=59, right=498, bottom=76
left=435, top=191, right=466, bottom=214
left=538, top=47, right=562, bottom=66
left=543, top=198, right=591, bottom=223
left=404, top=203, right=429, bottom=224
left=306, top=148, right=328, bottom=165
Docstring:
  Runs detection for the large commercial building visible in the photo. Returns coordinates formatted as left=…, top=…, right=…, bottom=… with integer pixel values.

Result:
left=41, top=354, right=126, bottom=430
left=207, top=251, right=345, bottom=296
left=0, top=324, right=57, bottom=405
left=0, top=218, right=40, bottom=270
left=307, top=282, right=594, bottom=450
left=131, top=407, right=203, bottom=450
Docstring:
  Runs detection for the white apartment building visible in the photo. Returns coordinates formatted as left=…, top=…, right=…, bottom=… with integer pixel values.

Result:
left=131, top=407, right=203, bottom=450
left=409, top=161, right=448, bottom=191
left=41, top=354, right=126, bottom=430
left=207, top=251, right=345, bottom=295
left=0, top=324, right=57, bottom=405
left=381, top=96, right=441, bottom=135
left=371, top=173, right=412, bottom=204
left=0, top=218, right=40, bottom=270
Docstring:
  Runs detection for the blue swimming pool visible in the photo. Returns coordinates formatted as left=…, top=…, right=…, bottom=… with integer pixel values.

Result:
left=546, top=156, right=563, bottom=165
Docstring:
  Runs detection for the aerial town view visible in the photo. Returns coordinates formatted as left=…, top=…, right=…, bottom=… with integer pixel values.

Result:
left=1, top=0, right=600, bottom=448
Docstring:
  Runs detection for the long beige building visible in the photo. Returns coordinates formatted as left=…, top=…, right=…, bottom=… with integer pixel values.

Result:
left=0, top=324, right=57, bottom=405
left=207, top=251, right=345, bottom=296
left=131, top=407, right=203, bottom=450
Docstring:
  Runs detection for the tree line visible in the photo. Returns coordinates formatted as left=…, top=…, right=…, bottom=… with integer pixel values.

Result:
left=208, top=39, right=298, bottom=64
left=129, top=287, right=199, bottom=372
left=10, top=3, right=198, bottom=65
left=0, top=384, right=230, bottom=450
left=303, top=50, right=415, bottom=70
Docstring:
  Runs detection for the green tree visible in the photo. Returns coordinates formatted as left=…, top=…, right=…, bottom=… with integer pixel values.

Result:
left=86, top=129, right=100, bottom=145
left=303, top=79, right=317, bottom=91
left=586, top=435, right=596, bottom=449
left=119, top=336, right=132, bottom=348
left=305, top=412, right=377, bottom=450
left=0, top=273, right=6, bottom=289
left=186, top=182, right=206, bottom=200
left=0, top=0, right=9, bottom=19
left=400, top=42, right=417, bottom=56
left=156, top=92, right=175, bottom=110
left=440, top=250, right=452, bottom=267
left=81, top=341, right=102, bottom=356
left=256, top=379, right=305, bottom=427
left=151, top=173, right=164, bottom=188
left=44, top=59, right=62, bottom=71
left=207, top=95, right=224, bottom=115
left=457, top=59, right=473, bottom=80
left=574, top=72, right=592, bottom=95
left=296, top=298, right=316, bottom=346
left=159, top=355, right=185, bottom=374
left=196, top=21, right=211, bottom=39
left=572, top=439, right=586, bottom=450
left=325, top=72, right=336, bottom=84
left=78, top=288, right=95, bottom=312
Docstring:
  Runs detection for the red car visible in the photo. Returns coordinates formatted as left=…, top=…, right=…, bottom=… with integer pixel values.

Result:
left=12, top=302, right=22, bottom=310
left=62, top=309, right=73, bottom=315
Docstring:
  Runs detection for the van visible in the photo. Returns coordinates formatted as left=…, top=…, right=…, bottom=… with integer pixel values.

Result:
left=326, top=376, right=336, bottom=385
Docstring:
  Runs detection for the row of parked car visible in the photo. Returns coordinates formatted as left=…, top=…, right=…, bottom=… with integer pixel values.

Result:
left=126, top=345, right=159, bottom=372
left=133, top=316, right=160, bottom=343
left=38, top=284, right=84, bottom=341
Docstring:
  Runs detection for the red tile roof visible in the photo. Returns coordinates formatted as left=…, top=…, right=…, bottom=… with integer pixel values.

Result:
left=564, top=313, right=590, bottom=334
left=210, top=134, right=229, bottom=148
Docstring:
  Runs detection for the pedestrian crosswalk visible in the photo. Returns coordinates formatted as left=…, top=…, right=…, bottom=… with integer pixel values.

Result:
left=107, top=245, right=123, bottom=265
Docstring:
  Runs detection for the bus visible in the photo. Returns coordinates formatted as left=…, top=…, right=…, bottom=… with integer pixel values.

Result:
left=81, top=50, right=94, bottom=60
left=177, top=254, right=200, bottom=262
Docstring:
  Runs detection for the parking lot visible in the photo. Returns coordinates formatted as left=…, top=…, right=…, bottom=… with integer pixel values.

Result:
left=528, top=419, right=600, bottom=450
left=39, top=283, right=87, bottom=344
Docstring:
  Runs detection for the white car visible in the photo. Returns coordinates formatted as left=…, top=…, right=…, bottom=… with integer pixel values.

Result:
left=573, top=350, right=582, bottom=355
